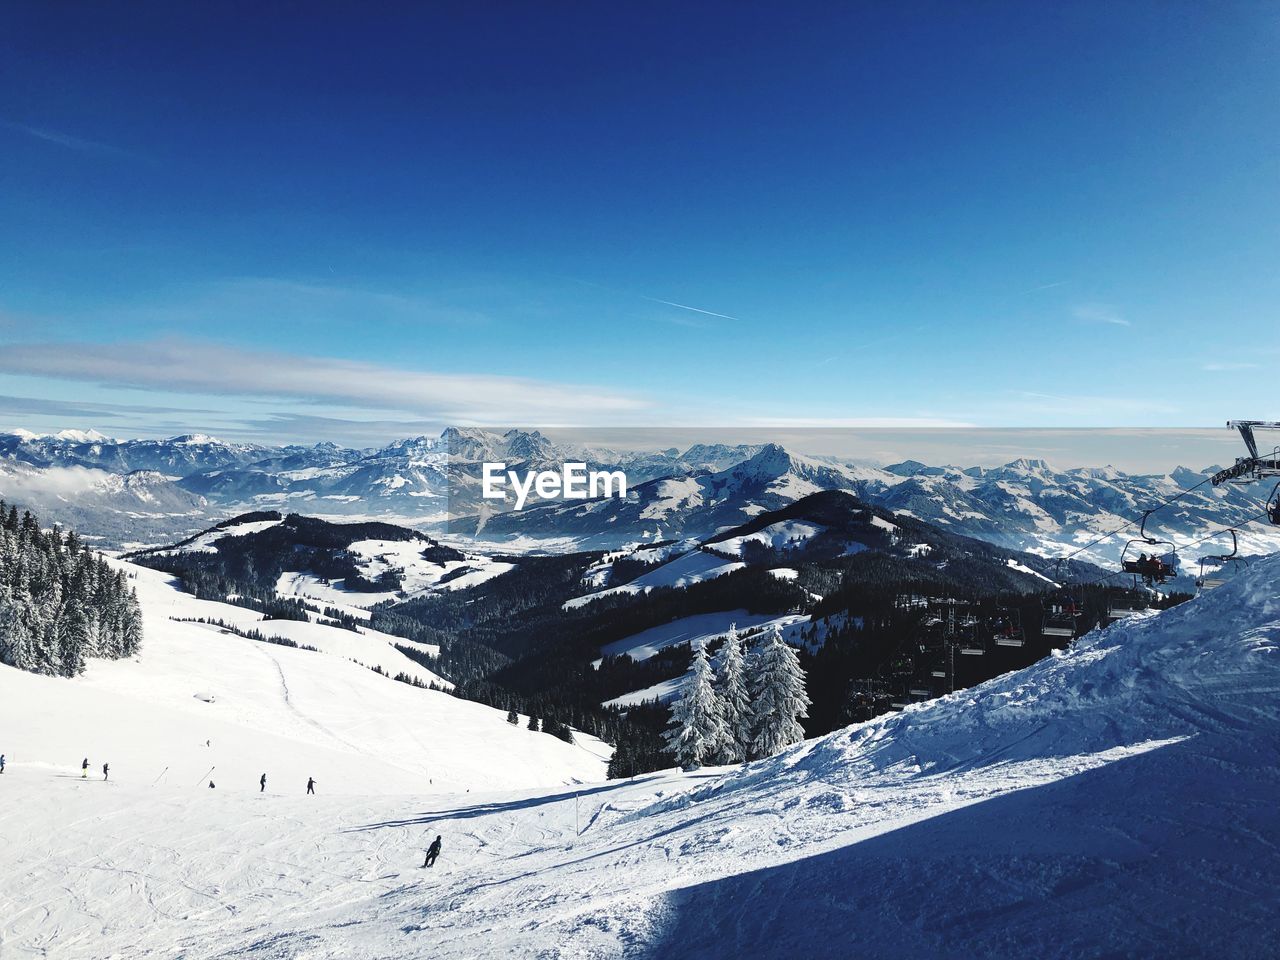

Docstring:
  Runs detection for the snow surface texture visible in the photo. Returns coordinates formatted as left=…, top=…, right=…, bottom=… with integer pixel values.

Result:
left=4, top=556, right=1280, bottom=957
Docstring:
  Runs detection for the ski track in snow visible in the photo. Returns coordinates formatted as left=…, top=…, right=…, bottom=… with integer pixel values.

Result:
left=4, top=557, right=1280, bottom=957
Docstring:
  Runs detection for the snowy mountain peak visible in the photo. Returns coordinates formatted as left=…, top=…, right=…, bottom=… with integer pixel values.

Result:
left=167, top=433, right=225, bottom=446
left=1002, top=457, right=1052, bottom=473
left=54, top=428, right=111, bottom=443
left=501, top=428, right=555, bottom=462
left=735, top=443, right=795, bottom=479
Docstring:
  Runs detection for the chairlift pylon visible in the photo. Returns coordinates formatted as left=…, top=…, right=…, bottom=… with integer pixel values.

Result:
left=1213, top=421, right=1280, bottom=485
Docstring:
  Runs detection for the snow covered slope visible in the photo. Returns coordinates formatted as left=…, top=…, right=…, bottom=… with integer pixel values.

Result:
left=4, top=555, right=1278, bottom=957
left=275, top=538, right=514, bottom=613
left=0, top=560, right=608, bottom=799
left=564, top=548, right=745, bottom=609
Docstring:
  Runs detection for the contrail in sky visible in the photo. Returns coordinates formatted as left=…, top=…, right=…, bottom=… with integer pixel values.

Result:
left=643, top=297, right=742, bottom=322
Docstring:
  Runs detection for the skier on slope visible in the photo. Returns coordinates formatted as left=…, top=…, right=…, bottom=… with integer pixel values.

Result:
left=423, top=835, right=442, bottom=868
left=81, top=757, right=89, bottom=778
left=103, top=762, right=109, bottom=781
left=260, top=773, right=267, bottom=792
left=1, top=754, right=6, bottom=774
left=306, top=776, right=316, bottom=795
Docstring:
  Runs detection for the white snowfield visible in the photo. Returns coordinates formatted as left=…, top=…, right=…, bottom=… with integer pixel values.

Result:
left=4, top=556, right=1280, bottom=957
left=119, top=560, right=452, bottom=691
left=563, top=548, right=745, bottom=610
left=0, top=561, right=607, bottom=799
left=709, top=519, right=824, bottom=557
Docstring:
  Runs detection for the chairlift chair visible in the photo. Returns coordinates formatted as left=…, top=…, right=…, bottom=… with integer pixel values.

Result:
left=1195, top=530, right=1244, bottom=592
left=1119, top=511, right=1177, bottom=585
left=1041, top=561, right=1083, bottom=639
left=1042, top=590, right=1081, bottom=638
left=1106, top=587, right=1152, bottom=620
left=989, top=604, right=1024, bottom=647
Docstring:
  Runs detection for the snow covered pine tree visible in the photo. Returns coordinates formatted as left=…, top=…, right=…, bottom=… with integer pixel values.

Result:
left=747, top=626, right=811, bottom=761
left=713, top=624, right=751, bottom=763
left=0, top=502, right=143, bottom=677
left=663, top=640, right=728, bottom=770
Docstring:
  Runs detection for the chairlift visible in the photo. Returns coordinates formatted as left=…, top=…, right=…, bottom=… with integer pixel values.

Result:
left=1041, top=560, right=1083, bottom=639
left=1041, top=591, right=1081, bottom=638
left=1106, top=587, right=1152, bottom=621
left=1268, top=481, right=1280, bottom=526
left=1195, top=529, right=1245, bottom=592
left=990, top=605, right=1024, bottom=647
left=1119, top=511, right=1177, bottom=585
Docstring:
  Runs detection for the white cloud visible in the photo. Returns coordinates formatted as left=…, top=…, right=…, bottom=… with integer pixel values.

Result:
left=2, top=120, right=138, bottom=160
left=1072, top=303, right=1131, bottom=327
left=1202, top=361, right=1259, bottom=372
left=0, top=338, right=649, bottom=426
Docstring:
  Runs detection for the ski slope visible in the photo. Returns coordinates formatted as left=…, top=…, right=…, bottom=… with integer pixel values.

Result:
left=4, top=555, right=1279, bottom=958
left=0, top=560, right=608, bottom=799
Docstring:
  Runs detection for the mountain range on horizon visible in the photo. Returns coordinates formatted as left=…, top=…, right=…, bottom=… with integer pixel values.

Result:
left=0, top=426, right=1274, bottom=567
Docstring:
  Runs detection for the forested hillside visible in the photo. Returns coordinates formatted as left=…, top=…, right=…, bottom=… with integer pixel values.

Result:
left=0, top=501, right=143, bottom=677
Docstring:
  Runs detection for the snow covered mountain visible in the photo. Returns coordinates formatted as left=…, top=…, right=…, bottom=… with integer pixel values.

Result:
left=131, top=511, right=516, bottom=617
left=456, top=444, right=880, bottom=547
left=5, top=548, right=1278, bottom=957
left=460, top=446, right=1280, bottom=566
left=2, top=427, right=1277, bottom=566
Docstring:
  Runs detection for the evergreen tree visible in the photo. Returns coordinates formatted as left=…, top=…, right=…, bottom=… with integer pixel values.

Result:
left=713, top=624, right=751, bottom=763
left=747, top=627, right=811, bottom=760
left=0, top=500, right=143, bottom=677
left=528, top=715, right=540, bottom=732
left=507, top=709, right=519, bottom=725
left=662, top=640, right=727, bottom=771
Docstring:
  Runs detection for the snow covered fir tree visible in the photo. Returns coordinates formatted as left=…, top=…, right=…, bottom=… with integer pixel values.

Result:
left=747, top=626, right=812, bottom=760
left=662, top=639, right=729, bottom=770
left=0, top=501, right=143, bottom=677
left=662, top=626, right=811, bottom=770
left=713, top=624, right=751, bottom=764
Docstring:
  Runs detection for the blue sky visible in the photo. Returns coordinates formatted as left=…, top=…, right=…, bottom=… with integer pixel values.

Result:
left=1, top=2, right=1277, bottom=445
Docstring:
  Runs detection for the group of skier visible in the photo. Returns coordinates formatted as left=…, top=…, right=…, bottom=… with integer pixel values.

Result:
left=2, top=755, right=445, bottom=869
left=80, top=757, right=108, bottom=780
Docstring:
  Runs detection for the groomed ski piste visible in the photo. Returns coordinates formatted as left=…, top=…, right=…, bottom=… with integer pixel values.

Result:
left=3, top=555, right=1280, bottom=958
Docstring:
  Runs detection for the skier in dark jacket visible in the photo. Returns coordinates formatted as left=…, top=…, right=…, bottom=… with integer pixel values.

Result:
left=423, top=835, right=442, bottom=868
left=1, top=754, right=6, bottom=774
left=82, top=757, right=89, bottom=778
left=260, top=773, right=267, bottom=792
left=306, top=777, right=316, bottom=795
left=102, top=762, right=109, bottom=781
